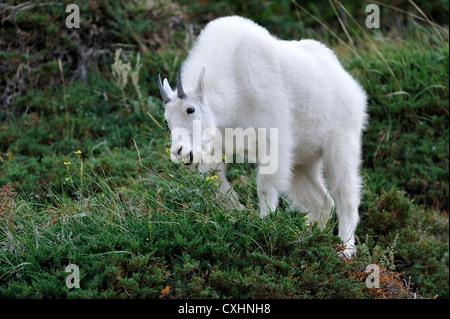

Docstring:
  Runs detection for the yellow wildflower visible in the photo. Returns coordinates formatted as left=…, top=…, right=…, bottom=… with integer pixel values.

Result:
left=304, top=215, right=310, bottom=227
left=205, top=175, right=218, bottom=182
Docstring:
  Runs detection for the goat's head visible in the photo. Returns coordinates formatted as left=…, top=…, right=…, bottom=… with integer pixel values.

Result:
left=158, top=65, right=215, bottom=167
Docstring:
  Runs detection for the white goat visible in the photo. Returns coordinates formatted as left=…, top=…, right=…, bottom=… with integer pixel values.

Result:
left=157, top=16, right=368, bottom=258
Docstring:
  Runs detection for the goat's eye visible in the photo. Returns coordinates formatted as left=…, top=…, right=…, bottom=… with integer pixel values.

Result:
left=186, top=107, right=195, bottom=114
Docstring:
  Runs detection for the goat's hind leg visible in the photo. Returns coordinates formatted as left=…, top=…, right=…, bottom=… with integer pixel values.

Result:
left=323, top=136, right=363, bottom=258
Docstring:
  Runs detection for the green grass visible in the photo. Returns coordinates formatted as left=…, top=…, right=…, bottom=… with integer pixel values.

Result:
left=0, top=163, right=393, bottom=299
left=0, top=0, right=448, bottom=299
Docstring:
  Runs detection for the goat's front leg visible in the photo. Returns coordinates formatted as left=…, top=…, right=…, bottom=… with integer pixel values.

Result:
left=256, top=148, right=292, bottom=218
left=256, top=173, right=280, bottom=218
left=198, top=162, right=243, bottom=210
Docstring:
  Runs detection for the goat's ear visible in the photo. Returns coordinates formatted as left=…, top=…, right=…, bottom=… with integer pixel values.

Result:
left=194, top=65, right=206, bottom=102
left=163, top=78, right=173, bottom=95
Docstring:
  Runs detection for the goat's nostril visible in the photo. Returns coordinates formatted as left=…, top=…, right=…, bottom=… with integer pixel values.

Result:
left=177, top=146, right=182, bottom=156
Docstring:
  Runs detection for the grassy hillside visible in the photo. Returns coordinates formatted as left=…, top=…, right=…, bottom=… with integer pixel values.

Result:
left=0, top=0, right=448, bottom=299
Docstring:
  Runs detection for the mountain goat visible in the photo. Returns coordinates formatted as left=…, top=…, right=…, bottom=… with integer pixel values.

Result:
left=157, top=16, right=368, bottom=258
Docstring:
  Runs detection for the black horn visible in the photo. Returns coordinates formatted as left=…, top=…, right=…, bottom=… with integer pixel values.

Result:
left=177, top=64, right=186, bottom=99
left=157, top=74, right=171, bottom=104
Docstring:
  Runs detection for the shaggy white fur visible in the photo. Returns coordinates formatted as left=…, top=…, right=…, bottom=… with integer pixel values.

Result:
left=158, top=16, right=368, bottom=258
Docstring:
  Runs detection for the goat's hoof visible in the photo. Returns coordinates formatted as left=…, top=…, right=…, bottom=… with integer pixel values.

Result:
left=337, top=245, right=357, bottom=260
